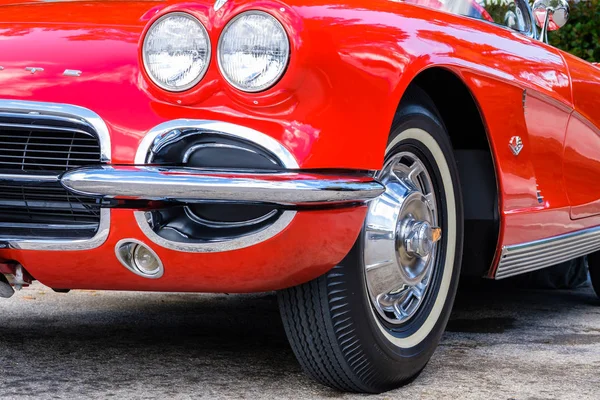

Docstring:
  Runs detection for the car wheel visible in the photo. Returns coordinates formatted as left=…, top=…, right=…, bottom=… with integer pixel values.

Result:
left=588, top=253, right=600, bottom=298
left=278, top=86, right=464, bottom=393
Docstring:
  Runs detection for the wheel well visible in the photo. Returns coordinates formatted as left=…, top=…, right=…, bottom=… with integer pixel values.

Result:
left=407, top=68, right=499, bottom=277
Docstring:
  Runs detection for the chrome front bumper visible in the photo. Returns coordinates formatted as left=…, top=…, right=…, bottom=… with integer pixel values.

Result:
left=0, top=98, right=384, bottom=254
left=61, top=166, right=385, bottom=206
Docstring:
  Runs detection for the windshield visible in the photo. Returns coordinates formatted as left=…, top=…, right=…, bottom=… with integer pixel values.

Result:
left=405, top=0, right=533, bottom=34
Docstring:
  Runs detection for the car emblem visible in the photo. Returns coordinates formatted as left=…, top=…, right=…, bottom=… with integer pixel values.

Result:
left=0, top=66, right=83, bottom=76
left=63, top=69, right=82, bottom=77
left=509, top=136, right=523, bottom=156
left=25, top=67, right=44, bottom=74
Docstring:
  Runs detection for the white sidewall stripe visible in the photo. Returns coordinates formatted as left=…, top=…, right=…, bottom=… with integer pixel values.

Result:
left=369, top=128, right=457, bottom=349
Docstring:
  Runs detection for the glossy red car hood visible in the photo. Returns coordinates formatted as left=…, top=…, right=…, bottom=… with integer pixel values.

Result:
left=0, top=0, right=164, bottom=23
left=0, top=0, right=175, bottom=163
left=0, top=0, right=162, bottom=8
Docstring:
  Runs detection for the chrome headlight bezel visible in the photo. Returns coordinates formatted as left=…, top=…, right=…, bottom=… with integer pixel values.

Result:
left=217, top=10, right=290, bottom=93
left=142, top=12, right=211, bottom=93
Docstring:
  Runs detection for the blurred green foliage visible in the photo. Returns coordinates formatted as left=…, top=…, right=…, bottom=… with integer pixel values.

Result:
left=548, top=0, right=600, bottom=62
left=481, top=0, right=599, bottom=62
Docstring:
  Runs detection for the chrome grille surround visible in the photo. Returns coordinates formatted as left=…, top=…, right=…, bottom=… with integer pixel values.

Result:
left=0, top=100, right=111, bottom=250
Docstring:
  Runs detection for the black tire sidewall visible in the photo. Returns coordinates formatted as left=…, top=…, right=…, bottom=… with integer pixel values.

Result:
left=328, top=101, right=463, bottom=388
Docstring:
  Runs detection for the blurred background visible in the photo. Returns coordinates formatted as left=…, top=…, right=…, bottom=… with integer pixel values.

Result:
left=547, top=0, right=599, bottom=62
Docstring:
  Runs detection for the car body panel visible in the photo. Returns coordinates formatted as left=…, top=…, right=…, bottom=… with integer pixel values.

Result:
left=0, top=207, right=367, bottom=292
left=0, top=0, right=599, bottom=289
left=560, top=51, right=600, bottom=220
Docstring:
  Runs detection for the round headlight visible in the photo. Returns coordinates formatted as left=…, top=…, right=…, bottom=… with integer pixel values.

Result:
left=218, top=11, right=290, bottom=92
left=143, top=12, right=210, bottom=92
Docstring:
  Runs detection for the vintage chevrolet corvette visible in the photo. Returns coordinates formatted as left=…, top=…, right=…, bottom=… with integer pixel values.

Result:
left=0, top=0, right=599, bottom=393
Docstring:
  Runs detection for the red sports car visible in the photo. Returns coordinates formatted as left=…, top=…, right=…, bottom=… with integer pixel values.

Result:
left=0, top=0, right=598, bottom=393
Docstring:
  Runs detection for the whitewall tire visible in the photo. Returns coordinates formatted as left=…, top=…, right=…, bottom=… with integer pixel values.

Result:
left=278, top=86, right=464, bottom=393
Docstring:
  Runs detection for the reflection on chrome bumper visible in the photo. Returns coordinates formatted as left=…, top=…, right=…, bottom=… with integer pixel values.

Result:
left=61, top=166, right=385, bottom=206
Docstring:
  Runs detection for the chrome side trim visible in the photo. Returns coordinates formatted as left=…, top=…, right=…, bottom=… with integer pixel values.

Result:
left=61, top=166, right=385, bottom=205
left=0, top=100, right=111, bottom=251
left=0, top=99, right=111, bottom=162
left=495, top=226, right=600, bottom=279
left=3, top=209, right=110, bottom=251
left=133, top=209, right=296, bottom=253
left=135, top=119, right=298, bottom=168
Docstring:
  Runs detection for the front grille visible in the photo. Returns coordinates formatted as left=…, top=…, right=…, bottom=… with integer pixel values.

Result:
left=0, top=114, right=101, bottom=171
left=0, top=111, right=103, bottom=240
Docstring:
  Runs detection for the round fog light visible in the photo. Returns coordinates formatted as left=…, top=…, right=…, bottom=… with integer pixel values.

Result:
left=116, top=239, right=164, bottom=279
left=133, top=244, right=161, bottom=275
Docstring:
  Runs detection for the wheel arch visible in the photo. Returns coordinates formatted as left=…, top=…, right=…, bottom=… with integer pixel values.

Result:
left=396, top=67, right=500, bottom=277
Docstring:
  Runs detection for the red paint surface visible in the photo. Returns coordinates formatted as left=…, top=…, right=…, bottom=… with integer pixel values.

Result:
left=1, top=208, right=366, bottom=292
left=0, top=0, right=599, bottom=288
left=560, top=51, right=600, bottom=220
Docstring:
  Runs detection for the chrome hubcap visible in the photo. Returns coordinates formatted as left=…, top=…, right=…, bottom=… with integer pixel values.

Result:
left=364, top=151, right=441, bottom=325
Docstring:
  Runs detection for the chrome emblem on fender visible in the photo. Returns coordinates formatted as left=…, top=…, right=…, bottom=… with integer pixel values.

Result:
left=25, top=67, right=44, bottom=74
left=214, top=0, right=227, bottom=11
left=509, top=136, right=523, bottom=156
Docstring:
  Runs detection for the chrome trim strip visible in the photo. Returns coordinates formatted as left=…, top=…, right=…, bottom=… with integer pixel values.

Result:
left=495, top=226, right=600, bottom=279
left=25, top=67, right=44, bottom=74
left=133, top=209, right=296, bottom=253
left=183, top=206, right=279, bottom=228
left=0, top=100, right=111, bottom=162
left=0, top=222, right=98, bottom=230
left=0, top=100, right=111, bottom=251
left=0, top=122, right=95, bottom=136
left=135, top=120, right=298, bottom=168
left=0, top=173, right=59, bottom=183
left=63, top=70, right=82, bottom=77
left=2, top=209, right=110, bottom=251
left=61, top=166, right=385, bottom=206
